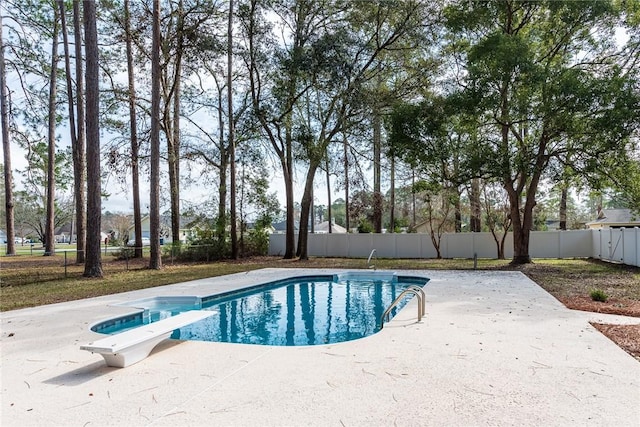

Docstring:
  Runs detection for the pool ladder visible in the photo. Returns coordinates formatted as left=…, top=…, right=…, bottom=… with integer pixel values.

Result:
left=380, top=285, right=426, bottom=329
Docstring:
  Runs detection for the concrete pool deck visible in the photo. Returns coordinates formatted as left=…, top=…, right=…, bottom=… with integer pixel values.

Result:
left=1, top=268, right=639, bottom=426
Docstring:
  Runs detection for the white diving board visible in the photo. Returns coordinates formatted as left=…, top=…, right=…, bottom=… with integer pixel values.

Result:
left=81, top=310, right=215, bottom=368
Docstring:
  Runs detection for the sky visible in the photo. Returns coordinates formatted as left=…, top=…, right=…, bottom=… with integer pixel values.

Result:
left=5, top=18, right=628, bottom=219
left=7, top=138, right=349, bottom=217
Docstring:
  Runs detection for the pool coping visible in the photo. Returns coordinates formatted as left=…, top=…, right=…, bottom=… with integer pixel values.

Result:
left=2, top=268, right=639, bottom=426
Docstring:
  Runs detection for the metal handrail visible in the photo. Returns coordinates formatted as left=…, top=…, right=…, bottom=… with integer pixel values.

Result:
left=367, top=249, right=377, bottom=270
left=406, top=284, right=426, bottom=317
left=380, top=288, right=423, bottom=329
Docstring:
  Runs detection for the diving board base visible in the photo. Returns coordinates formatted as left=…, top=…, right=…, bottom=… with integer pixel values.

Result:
left=81, top=310, right=214, bottom=368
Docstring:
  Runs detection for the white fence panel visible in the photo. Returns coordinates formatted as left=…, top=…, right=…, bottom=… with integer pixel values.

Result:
left=267, top=229, right=639, bottom=267
left=609, top=229, right=625, bottom=263
left=621, top=228, right=638, bottom=266
left=370, top=234, right=397, bottom=258
left=594, top=229, right=609, bottom=260
left=326, top=234, right=349, bottom=258
left=475, top=233, right=502, bottom=258
left=530, top=231, right=561, bottom=258
left=445, top=233, right=474, bottom=258
left=636, top=228, right=640, bottom=267
left=395, top=234, right=423, bottom=258
left=308, top=233, right=327, bottom=257
left=420, top=235, right=439, bottom=258
left=442, top=232, right=510, bottom=258
left=593, top=230, right=603, bottom=259
left=557, top=230, right=593, bottom=258
left=268, top=233, right=288, bottom=256
left=346, top=234, right=374, bottom=258
left=528, top=230, right=591, bottom=258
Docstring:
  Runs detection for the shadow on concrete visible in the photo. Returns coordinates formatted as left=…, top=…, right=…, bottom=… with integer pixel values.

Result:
left=44, top=341, right=181, bottom=386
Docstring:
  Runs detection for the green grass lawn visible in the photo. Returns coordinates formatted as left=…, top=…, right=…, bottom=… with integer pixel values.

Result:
left=1, top=255, right=638, bottom=312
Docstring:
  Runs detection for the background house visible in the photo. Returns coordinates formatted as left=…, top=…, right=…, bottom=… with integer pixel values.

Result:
left=586, top=208, right=640, bottom=229
left=313, top=221, right=347, bottom=234
left=55, top=223, right=74, bottom=243
left=272, top=220, right=299, bottom=234
left=126, top=214, right=205, bottom=244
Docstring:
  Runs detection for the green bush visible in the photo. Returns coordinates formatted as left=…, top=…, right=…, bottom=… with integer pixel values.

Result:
left=111, top=247, right=136, bottom=260
left=243, top=229, right=270, bottom=256
left=589, top=288, right=609, bottom=302
left=176, top=241, right=229, bottom=262
left=357, top=220, right=373, bottom=233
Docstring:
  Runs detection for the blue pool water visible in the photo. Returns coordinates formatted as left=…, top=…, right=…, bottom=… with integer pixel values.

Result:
left=92, top=272, right=428, bottom=346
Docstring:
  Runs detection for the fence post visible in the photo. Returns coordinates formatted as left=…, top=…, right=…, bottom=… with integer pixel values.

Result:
left=636, top=227, right=640, bottom=267
left=64, top=251, right=67, bottom=278
left=598, top=229, right=602, bottom=259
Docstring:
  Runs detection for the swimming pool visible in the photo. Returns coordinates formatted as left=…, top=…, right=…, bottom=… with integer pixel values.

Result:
left=92, top=271, right=428, bottom=346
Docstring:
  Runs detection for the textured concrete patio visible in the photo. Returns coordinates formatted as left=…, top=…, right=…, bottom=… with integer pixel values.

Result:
left=2, top=268, right=639, bottom=426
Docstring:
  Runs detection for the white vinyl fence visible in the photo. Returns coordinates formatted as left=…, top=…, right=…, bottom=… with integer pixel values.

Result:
left=269, top=228, right=640, bottom=267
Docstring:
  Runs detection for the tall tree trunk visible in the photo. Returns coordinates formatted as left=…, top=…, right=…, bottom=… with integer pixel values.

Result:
left=342, top=132, right=349, bottom=232
left=124, top=0, right=142, bottom=258
left=73, top=1, right=86, bottom=263
left=245, top=0, right=295, bottom=258
left=282, top=116, right=295, bottom=258
left=310, top=188, right=314, bottom=234
left=283, top=162, right=295, bottom=258
left=83, top=0, right=102, bottom=277
left=452, top=158, right=461, bottom=233
left=168, top=0, right=183, bottom=250
left=228, top=0, right=238, bottom=259
left=411, top=170, right=416, bottom=228
left=470, top=178, right=481, bottom=232
left=0, top=11, right=15, bottom=256
left=325, top=153, right=332, bottom=233
left=169, top=72, right=180, bottom=246
left=58, top=0, right=77, bottom=247
left=297, top=160, right=321, bottom=260
left=372, top=112, right=382, bottom=233
left=149, top=0, right=162, bottom=270
left=44, top=9, right=60, bottom=256
left=559, top=186, right=567, bottom=230
left=389, top=151, right=395, bottom=233
left=216, top=86, right=227, bottom=248
left=511, top=197, right=534, bottom=264
left=503, top=126, right=530, bottom=264
left=507, top=161, right=543, bottom=264
left=454, top=187, right=462, bottom=233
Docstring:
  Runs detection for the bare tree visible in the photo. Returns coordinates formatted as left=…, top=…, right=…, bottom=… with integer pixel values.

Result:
left=482, top=182, right=511, bottom=260
left=0, top=11, right=15, bottom=255
left=124, top=0, right=143, bottom=258
left=228, top=0, right=237, bottom=258
left=165, top=0, right=183, bottom=252
left=44, top=6, right=59, bottom=256
left=149, top=0, right=162, bottom=270
left=83, top=0, right=103, bottom=277
left=72, top=0, right=86, bottom=263
left=57, top=0, right=78, bottom=251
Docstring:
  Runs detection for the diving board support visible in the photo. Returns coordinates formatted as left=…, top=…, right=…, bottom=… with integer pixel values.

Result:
left=80, top=310, right=215, bottom=368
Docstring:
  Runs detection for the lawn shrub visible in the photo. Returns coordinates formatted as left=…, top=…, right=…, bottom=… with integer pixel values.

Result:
left=590, top=288, right=609, bottom=302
